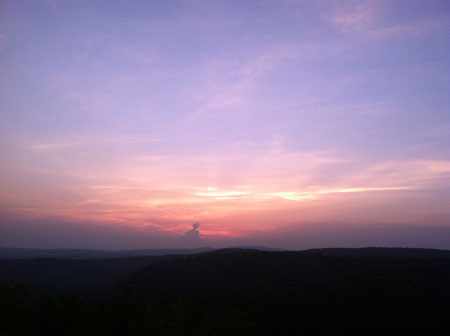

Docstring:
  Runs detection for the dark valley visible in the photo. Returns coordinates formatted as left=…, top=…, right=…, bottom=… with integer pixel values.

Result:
left=1, top=247, right=449, bottom=335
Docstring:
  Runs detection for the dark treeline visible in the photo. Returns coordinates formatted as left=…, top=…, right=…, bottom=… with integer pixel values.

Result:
left=0, top=247, right=214, bottom=260
left=0, top=255, right=181, bottom=298
left=1, top=248, right=450, bottom=335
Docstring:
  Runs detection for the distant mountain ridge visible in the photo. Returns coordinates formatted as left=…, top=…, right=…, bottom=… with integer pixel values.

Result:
left=0, top=247, right=214, bottom=259
left=303, top=246, right=450, bottom=258
left=1, top=246, right=448, bottom=299
left=1, top=245, right=448, bottom=259
left=0, top=245, right=285, bottom=259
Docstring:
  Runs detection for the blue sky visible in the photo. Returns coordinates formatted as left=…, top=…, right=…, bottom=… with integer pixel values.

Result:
left=1, top=0, right=449, bottom=249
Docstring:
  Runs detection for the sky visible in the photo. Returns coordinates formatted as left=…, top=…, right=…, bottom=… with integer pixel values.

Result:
left=1, top=0, right=449, bottom=250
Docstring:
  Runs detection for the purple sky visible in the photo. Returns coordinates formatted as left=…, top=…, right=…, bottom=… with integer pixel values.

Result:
left=1, top=0, right=449, bottom=249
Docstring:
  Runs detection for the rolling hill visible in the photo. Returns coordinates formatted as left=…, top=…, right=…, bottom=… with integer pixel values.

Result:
left=1, top=247, right=449, bottom=335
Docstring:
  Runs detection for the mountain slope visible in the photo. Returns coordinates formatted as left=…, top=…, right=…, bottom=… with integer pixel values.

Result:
left=0, top=246, right=213, bottom=259
left=0, top=255, right=182, bottom=297
left=1, top=248, right=449, bottom=334
left=303, top=246, right=450, bottom=258
left=115, top=248, right=450, bottom=331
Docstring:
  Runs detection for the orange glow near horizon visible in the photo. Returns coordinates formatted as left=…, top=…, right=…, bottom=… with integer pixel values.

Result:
left=2, top=153, right=448, bottom=240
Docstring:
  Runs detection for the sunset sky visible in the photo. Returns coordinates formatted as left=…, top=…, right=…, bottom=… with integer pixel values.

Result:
left=1, top=0, right=449, bottom=249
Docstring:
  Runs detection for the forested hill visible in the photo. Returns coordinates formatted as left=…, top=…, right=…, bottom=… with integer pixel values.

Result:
left=0, top=254, right=182, bottom=298
left=0, top=246, right=213, bottom=259
left=120, top=248, right=450, bottom=300
left=116, top=248, right=450, bottom=333
left=1, top=248, right=449, bottom=334
left=303, top=246, right=450, bottom=258
left=1, top=247, right=449, bottom=298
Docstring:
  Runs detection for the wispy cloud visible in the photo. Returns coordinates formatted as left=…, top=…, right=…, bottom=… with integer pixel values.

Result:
left=426, top=124, right=450, bottom=138
left=27, top=135, right=161, bottom=152
left=0, top=33, right=6, bottom=52
left=326, top=0, right=449, bottom=39
left=188, top=46, right=298, bottom=120
left=328, top=0, right=381, bottom=34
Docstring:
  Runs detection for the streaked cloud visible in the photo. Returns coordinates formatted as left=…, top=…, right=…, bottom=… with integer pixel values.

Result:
left=27, top=135, right=161, bottom=152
